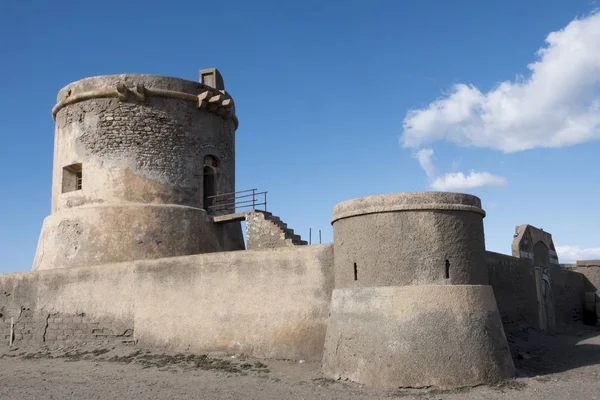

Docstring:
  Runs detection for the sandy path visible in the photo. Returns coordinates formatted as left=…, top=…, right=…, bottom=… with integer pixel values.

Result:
left=0, top=327, right=599, bottom=399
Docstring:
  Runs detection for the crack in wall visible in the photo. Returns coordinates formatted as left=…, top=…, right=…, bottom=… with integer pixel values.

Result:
left=42, top=313, right=50, bottom=342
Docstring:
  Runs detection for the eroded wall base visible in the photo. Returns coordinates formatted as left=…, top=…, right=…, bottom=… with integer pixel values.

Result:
left=321, top=285, right=515, bottom=389
left=2, top=245, right=334, bottom=361
left=133, top=245, right=334, bottom=360
left=32, top=205, right=245, bottom=271
left=0, top=263, right=135, bottom=345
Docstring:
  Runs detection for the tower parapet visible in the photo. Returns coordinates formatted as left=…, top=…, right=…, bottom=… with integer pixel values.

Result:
left=33, top=69, right=244, bottom=271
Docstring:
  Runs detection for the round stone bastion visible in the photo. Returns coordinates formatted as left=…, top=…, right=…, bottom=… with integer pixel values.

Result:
left=32, top=72, right=244, bottom=271
left=321, top=192, right=515, bottom=389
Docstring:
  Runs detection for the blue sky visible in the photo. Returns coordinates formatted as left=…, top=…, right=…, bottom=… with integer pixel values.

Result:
left=0, top=0, right=599, bottom=273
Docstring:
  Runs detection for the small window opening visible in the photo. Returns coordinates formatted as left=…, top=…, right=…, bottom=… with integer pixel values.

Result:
left=62, top=163, right=82, bottom=193
left=353, top=263, right=358, bottom=281
left=445, top=259, right=450, bottom=279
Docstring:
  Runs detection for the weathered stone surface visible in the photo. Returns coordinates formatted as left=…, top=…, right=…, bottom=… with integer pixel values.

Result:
left=134, top=244, right=333, bottom=360
left=0, top=263, right=134, bottom=345
left=331, top=192, right=488, bottom=288
left=33, top=72, right=244, bottom=271
left=244, top=211, right=307, bottom=249
left=321, top=285, right=515, bottom=389
left=570, top=261, right=600, bottom=291
left=33, top=205, right=243, bottom=270
left=3, top=245, right=334, bottom=360
left=512, top=224, right=558, bottom=263
left=487, top=251, right=540, bottom=333
left=331, top=192, right=485, bottom=222
left=562, top=261, right=600, bottom=325
left=323, top=192, right=513, bottom=388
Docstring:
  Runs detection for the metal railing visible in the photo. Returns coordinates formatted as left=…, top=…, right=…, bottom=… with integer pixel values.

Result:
left=206, top=188, right=267, bottom=213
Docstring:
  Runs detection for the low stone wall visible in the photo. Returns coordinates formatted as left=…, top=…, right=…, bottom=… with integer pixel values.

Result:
left=561, top=261, right=600, bottom=325
left=134, top=245, right=334, bottom=360
left=486, top=251, right=586, bottom=333
left=486, top=251, right=539, bottom=334
left=566, top=261, right=600, bottom=292
left=0, top=264, right=135, bottom=345
left=2, top=245, right=592, bottom=360
left=550, top=264, right=585, bottom=327
left=0, top=245, right=334, bottom=361
left=0, top=272, right=37, bottom=345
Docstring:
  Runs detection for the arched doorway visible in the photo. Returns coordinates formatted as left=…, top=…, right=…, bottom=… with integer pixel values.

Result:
left=202, top=155, right=219, bottom=213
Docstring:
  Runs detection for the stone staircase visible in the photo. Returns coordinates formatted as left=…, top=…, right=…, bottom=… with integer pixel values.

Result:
left=244, top=210, right=308, bottom=249
left=264, top=211, right=307, bottom=245
left=245, top=210, right=308, bottom=250
left=212, top=209, right=308, bottom=249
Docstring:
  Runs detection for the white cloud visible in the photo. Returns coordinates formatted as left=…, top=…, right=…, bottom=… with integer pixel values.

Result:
left=412, top=148, right=506, bottom=191
left=413, top=148, right=436, bottom=178
left=556, top=246, right=600, bottom=263
left=401, top=11, right=600, bottom=152
left=430, top=170, right=506, bottom=191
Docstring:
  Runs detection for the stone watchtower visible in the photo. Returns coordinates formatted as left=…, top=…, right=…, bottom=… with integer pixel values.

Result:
left=322, top=192, right=515, bottom=388
left=32, top=69, right=244, bottom=271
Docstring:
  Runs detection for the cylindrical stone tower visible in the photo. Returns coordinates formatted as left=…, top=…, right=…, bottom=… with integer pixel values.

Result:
left=32, top=69, right=245, bottom=271
left=322, top=192, right=514, bottom=388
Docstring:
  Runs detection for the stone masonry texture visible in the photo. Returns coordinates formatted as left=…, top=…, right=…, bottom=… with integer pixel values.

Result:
left=245, top=211, right=307, bottom=249
left=33, top=73, right=244, bottom=271
left=331, top=192, right=488, bottom=288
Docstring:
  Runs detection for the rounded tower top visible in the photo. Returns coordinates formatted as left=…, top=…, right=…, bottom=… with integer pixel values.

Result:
left=56, top=74, right=215, bottom=101
left=331, top=191, right=485, bottom=224
left=52, top=70, right=237, bottom=128
left=330, top=191, right=488, bottom=288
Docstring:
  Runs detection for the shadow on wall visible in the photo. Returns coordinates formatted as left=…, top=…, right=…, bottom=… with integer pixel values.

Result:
left=488, top=224, right=600, bottom=377
left=583, top=275, right=599, bottom=325
left=559, top=260, right=600, bottom=327
left=505, top=224, right=599, bottom=331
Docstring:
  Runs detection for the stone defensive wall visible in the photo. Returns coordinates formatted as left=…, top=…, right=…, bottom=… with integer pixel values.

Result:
left=559, top=260, right=600, bottom=326
left=0, top=261, right=135, bottom=345
left=487, top=251, right=586, bottom=334
left=2, top=244, right=592, bottom=356
left=1, top=245, right=333, bottom=361
left=0, top=228, right=597, bottom=391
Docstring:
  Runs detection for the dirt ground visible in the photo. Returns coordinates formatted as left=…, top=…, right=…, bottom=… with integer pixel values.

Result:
left=1, top=326, right=600, bottom=400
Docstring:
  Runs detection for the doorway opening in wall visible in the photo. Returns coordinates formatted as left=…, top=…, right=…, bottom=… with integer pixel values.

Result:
left=62, top=163, right=82, bottom=193
left=203, top=166, right=216, bottom=212
left=203, top=155, right=219, bottom=213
